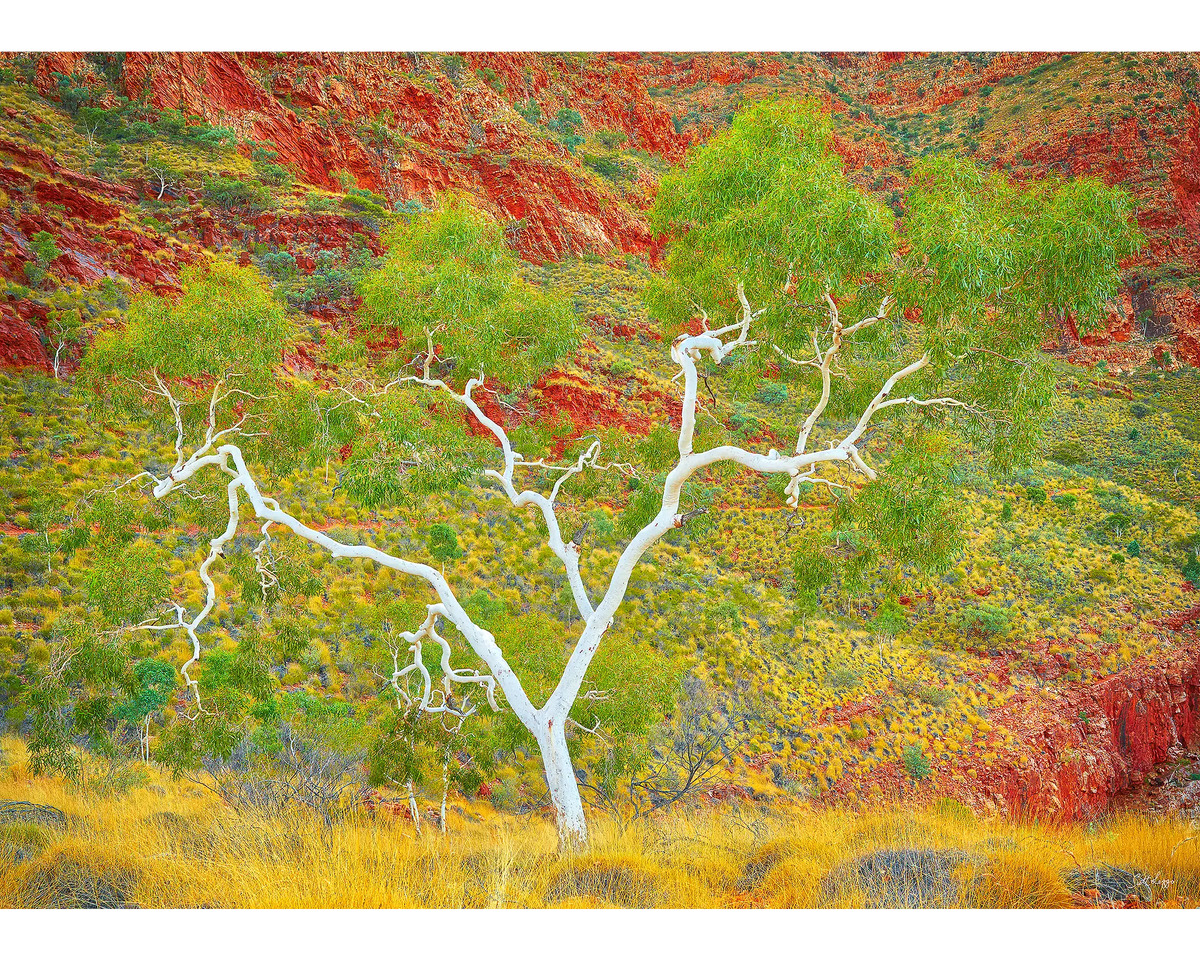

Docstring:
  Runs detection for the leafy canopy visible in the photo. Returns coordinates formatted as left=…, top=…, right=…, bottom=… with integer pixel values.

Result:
left=649, top=98, right=1143, bottom=472
left=79, top=259, right=320, bottom=486
left=650, top=97, right=1143, bottom=360
left=335, top=195, right=581, bottom=509
left=649, top=98, right=896, bottom=339
left=650, top=96, right=1143, bottom=585
left=85, top=540, right=171, bottom=627
left=83, top=259, right=294, bottom=406
left=359, top=195, right=578, bottom=386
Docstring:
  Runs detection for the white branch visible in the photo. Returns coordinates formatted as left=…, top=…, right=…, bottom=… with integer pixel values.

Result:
left=140, top=376, right=540, bottom=733
left=388, top=604, right=499, bottom=718
left=125, top=280, right=989, bottom=844
left=387, top=331, right=601, bottom=622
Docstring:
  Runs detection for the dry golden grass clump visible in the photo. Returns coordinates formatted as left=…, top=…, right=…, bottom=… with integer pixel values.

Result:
left=16, top=850, right=142, bottom=909
left=0, top=738, right=1196, bottom=909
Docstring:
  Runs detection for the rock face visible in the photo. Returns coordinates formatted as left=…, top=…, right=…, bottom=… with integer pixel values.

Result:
left=108, top=52, right=676, bottom=263
left=0, top=299, right=48, bottom=371
left=969, top=626, right=1200, bottom=820
left=4, top=51, right=1199, bottom=369
left=0, top=136, right=194, bottom=373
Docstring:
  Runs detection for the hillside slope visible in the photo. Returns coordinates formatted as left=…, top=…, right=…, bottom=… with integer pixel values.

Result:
left=2, top=51, right=1199, bottom=373
left=1, top=53, right=1199, bottom=821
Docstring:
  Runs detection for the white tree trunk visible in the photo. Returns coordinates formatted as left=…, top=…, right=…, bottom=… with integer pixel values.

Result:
left=407, top=779, right=421, bottom=833
left=536, top=717, right=587, bottom=846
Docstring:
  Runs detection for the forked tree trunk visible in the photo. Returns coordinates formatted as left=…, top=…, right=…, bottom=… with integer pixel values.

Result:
left=407, top=780, right=421, bottom=833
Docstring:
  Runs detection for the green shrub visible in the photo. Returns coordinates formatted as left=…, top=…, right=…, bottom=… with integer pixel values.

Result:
left=956, top=603, right=1011, bottom=644
left=259, top=251, right=297, bottom=280
left=343, top=187, right=388, bottom=217
left=428, top=523, right=463, bottom=562
left=917, top=686, right=951, bottom=707
left=755, top=382, right=789, bottom=406
left=902, top=744, right=931, bottom=779
left=203, top=175, right=272, bottom=212
left=872, top=598, right=907, bottom=638
left=515, top=99, right=541, bottom=124
left=254, top=161, right=292, bottom=187
left=582, top=153, right=633, bottom=182
left=30, top=232, right=62, bottom=265
left=1182, top=550, right=1200, bottom=586
left=825, top=666, right=862, bottom=689
left=1048, top=442, right=1086, bottom=466
left=588, top=509, right=615, bottom=538
left=475, top=67, right=503, bottom=92
left=594, top=129, right=628, bottom=149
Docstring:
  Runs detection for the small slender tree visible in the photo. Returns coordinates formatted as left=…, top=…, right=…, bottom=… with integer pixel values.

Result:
left=80, top=104, right=1140, bottom=845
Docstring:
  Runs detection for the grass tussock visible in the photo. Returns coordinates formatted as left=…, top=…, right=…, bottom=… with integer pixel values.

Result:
left=0, top=738, right=1197, bottom=908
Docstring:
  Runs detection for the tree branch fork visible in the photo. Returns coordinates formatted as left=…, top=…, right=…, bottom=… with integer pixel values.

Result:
left=122, top=285, right=981, bottom=841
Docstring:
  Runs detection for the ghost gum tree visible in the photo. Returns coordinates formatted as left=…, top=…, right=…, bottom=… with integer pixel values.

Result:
left=77, top=100, right=1141, bottom=846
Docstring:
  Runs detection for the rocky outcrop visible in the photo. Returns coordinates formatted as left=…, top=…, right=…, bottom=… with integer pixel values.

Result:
left=25, top=52, right=678, bottom=263
left=0, top=137, right=185, bottom=293
left=0, top=299, right=48, bottom=372
left=970, top=634, right=1200, bottom=820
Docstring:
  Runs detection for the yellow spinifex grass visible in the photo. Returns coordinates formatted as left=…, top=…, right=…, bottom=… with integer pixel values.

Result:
left=1, top=738, right=1197, bottom=908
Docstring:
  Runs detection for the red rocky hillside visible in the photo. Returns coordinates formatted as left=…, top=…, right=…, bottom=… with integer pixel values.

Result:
left=2, top=51, right=1199, bottom=372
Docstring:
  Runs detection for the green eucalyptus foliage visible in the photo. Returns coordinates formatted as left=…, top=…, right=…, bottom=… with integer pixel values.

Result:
left=338, top=389, right=491, bottom=510
left=24, top=618, right=138, bottom=778
left=900, top=156, right=1139, bottom=472
left=77, top=256, right=319, bottom=484
left=335, top=196, right=587, bottom=510
left=228, top=545, right=323, bottom=609
left=791, top=531, right=836, bottom=613
left=244, top=378, right=359, bottom=480
left=358, top=196, right=578, bottom=386
left=113, top=659, right=176, bottom=726
left=649, top=97, right=895, bottom=336
left=651, top=97, right=1142, bottom=588
left=427, top=523, right=463, bottom=562
left=154, top=632, right=289, bottom=773
left=82, top=260, right=294, bottom=407
left=872, top=598, right=909, bottom=639
left=649, top=98, right=1142, bottom=471
left=836, top=430, right=966, bottom=578
left=84, top=540, right=171, bottom=626
left=619, top=478, right=664, bottom=538
left=198, top=628, right=277, bottom=715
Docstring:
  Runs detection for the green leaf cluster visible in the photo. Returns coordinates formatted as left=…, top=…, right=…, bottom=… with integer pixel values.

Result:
left=82, top=260, right=294, bottom=406
left=358, top=196, right=577, bottom=387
